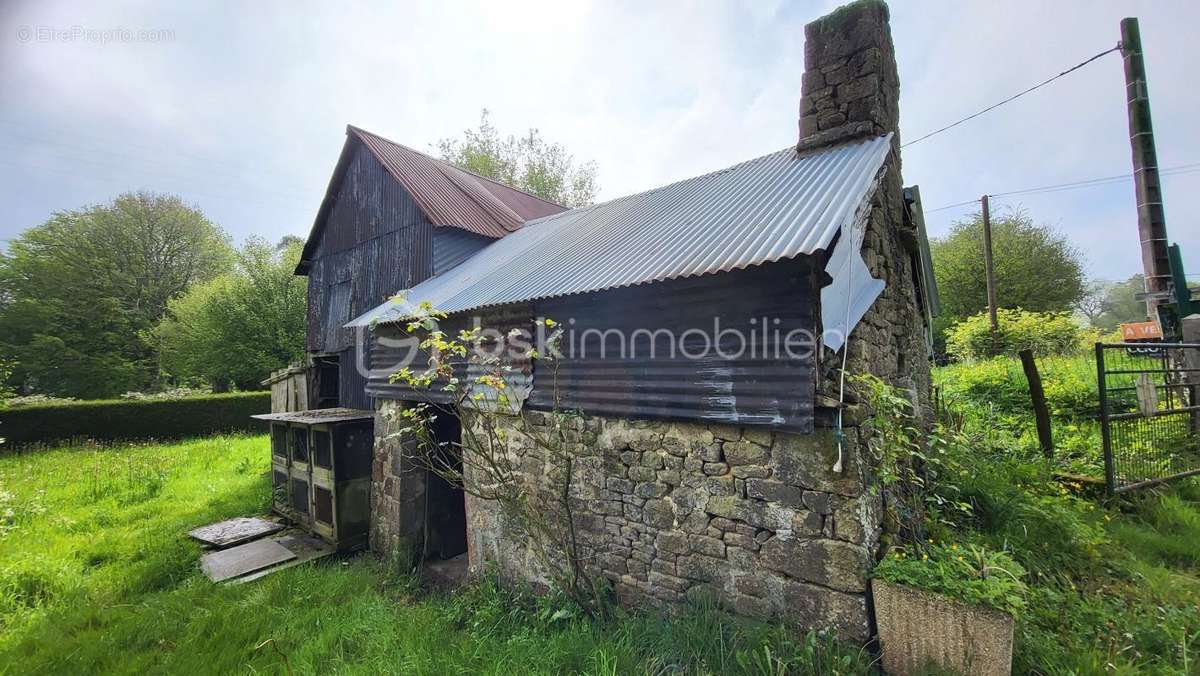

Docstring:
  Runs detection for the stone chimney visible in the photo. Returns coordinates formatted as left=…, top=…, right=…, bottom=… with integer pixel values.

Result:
left=798, top=0, right=900, bottom=150
left=802, top=1, right=931, bottom=420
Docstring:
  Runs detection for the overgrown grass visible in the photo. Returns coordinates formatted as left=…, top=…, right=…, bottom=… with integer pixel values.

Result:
left=0, top=435, right=871, bottom=675
left=935, top=353, right=1112, bottom=476
left=930, top=355, right=1200, bottom=674
left=6, top=369, right=1200, bottom=674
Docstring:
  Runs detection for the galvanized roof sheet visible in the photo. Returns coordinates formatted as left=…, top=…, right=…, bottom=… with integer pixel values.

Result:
left=347, top=133, right=892, bottom=327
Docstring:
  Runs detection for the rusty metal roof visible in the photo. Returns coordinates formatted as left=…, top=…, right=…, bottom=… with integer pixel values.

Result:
left=350, top=126, right=566, bottom=238
left=298, top=125, right=566, bottom=274
left=347, top=133, right=892, bottom=327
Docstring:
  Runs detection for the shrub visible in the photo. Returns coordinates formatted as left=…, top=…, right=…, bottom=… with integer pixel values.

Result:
left=935, top=353, right=1097, bottom=420
left=0, top=392, right=269, bottom=447
left=119, top=387, right=212, bottom=401
left=945, top=308, right=1086, bottom=361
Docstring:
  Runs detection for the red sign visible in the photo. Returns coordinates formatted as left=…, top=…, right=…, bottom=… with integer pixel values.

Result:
left=1120, top=321, right=1163, bottom=341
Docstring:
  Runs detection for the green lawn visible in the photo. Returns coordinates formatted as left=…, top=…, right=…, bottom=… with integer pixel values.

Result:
left=0, top=435, right=868, bottom=675
left=3, top=424, right=1200, bottom=673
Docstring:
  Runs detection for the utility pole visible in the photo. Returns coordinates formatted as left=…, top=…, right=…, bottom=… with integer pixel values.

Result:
left=981, top=194, right=999, bottom=355
left=1121, top=17, right=1172, bottom=318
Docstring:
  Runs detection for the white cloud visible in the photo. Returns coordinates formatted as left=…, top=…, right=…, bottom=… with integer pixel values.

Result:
left=1, top=0, right=1197, bottom=281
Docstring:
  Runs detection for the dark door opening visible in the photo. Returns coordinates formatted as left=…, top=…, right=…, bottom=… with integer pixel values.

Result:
left=312, top=355, right=340, bottom=409
left=424, top=410, right=468, bottom=561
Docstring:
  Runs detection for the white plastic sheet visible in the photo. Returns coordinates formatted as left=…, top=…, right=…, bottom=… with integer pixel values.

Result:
left=820, top=220, right=885, bottom=352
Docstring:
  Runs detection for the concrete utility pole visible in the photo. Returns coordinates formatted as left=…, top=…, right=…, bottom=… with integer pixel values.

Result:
left=1121, top=17, right=1172, bottom=317
left=981, top=194, right=999, bottom=354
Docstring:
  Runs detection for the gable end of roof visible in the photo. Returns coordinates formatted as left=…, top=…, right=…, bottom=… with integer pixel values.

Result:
left=296, top=125, right=568, bottom=275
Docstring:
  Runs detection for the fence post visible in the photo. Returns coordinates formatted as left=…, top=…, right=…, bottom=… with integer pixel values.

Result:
left=1019, top=349, right=1053, bottom=458
left=1096, top=343, right=1116, bottom=495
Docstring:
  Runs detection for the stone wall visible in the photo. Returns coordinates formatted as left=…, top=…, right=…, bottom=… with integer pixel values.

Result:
left=464, top=412, right=880, bottom=641
left=370, top=401, right=427, bottom=562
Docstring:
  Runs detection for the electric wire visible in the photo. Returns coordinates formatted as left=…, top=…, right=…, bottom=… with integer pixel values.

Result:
left=924, top=163, right=1200, bottom=213
left=902, top=44, right=1122, bottom=148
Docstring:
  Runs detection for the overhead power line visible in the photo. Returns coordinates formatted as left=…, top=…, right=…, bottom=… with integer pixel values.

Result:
left=990, top=163, right=1200, bottom=199
left=924, top=162, right=1200, bottom=214
left=902, top=44, right=1122, bottom=148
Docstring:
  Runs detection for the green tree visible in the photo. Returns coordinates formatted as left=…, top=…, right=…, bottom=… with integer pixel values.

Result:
left=1080, top=274, right=1148, bottom=331
left=275, top=234, right=305, bottom=252
left=152, top=238, right=306, bottom=391
left=931, top=208, right=1086, bottom=332
left=437, top=109, right=599, bottom=208
left=0, top=192, right=232, bottom=397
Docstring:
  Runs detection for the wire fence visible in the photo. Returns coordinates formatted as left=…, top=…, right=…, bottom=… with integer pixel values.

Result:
left=1096, top=343, right=1200, bottom=494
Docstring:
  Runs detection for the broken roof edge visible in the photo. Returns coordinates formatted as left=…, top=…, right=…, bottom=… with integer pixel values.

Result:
left=345, top=132, right=894, bottom=329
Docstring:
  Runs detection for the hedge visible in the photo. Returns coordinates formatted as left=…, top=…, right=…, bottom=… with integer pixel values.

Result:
left=0, top=392, right=271, bottom=447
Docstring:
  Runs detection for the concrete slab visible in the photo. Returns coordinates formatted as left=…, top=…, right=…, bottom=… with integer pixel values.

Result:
left=189, top=517, right=285, bottom=549
left=200, top=539, right=296, bottom=582
left=233, top=534, right=337, bottom=584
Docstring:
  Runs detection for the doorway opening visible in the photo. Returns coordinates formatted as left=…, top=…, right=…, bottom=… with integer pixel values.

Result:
left=312, top=354, right=340, bottom=409
left=423, top=409, right=468, bottom=562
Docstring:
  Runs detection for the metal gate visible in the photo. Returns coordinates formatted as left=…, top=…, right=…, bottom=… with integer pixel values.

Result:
left=1097, top=342, right=1200, bottom=494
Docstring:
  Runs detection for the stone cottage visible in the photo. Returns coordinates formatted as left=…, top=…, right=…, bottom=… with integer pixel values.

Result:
left=295, top=0, right=936, bottom=640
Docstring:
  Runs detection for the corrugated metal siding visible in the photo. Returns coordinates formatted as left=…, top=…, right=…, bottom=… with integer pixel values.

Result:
left=365, top=305, right=533, bottom=405
left=348, top=134, right=891, bottom=328
left=351, top=126, right=566, bottom=239
left=306, top=141, right=433, bottom=354
left=369, top=259, right=817, bottom=432
left=529, top=259, right=816, bottom=432
left=338, top=345, right=373, bottom=411
left=297, top=127, right=565, bottom=273
left=433, top=228, right=493, bottom=276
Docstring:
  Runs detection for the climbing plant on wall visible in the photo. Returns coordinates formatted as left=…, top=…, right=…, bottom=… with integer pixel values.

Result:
left=386, top=302, right=609, bottom=615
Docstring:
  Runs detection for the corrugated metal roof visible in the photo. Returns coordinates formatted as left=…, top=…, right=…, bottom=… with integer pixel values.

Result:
left=350, top=126, right=566, bottom=238
left=347, top=133, right=892, bottom=327
left=298, top=125, right=567, bottom=274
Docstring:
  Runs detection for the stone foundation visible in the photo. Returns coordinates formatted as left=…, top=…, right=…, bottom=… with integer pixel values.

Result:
left=461, top=411, right=880, bottom=640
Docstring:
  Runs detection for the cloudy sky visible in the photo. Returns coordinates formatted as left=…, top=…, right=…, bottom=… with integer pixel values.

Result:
left=1, top=0, right=1197, bottom=283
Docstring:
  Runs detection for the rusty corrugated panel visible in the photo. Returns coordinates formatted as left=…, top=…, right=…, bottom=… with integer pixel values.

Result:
left=306, top=143, right=431, bottom=354
left=350, top=126, right=566, bottom=239
left=348, top=134, right=891, bottom=328
left=365, top=305, right=534, bottom=405
left=297, top=127, right=565, bottom=275
left=477, top=177, right=570, bottom=221
left=367, top=260, right=817, bottom=432
left=528, top=260, right=816, bottom=432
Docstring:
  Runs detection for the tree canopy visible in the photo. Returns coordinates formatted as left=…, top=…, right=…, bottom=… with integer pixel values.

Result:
left=152, top=238, right=307, bottom=391
left=437, top=109, right=599, bottom=208
left=0, top=192, right=232, bottom=398
left=931, top=209, right=1086, bottom=330
left=1078, top=274, right=1149, bottom=331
